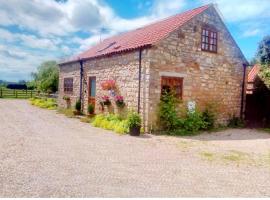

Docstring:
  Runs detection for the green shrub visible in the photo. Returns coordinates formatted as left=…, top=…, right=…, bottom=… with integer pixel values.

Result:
left=29, top=98, right=57, bottom=110
left=182, top=111, right=207, bottom=133
left=228, top=115, right=245, bottom=128
left=75, top=100, right=81, bottom=111
left=88, top=104, right=94, bottom=114
left=91, top=114, right=128, bottom=134
left=158, top=92, right=181, bottom=130
left=127, top=111, right=141, bottom=128
left=158, top=92, right=218, bottom=135
left=202, top=104, right=217, bottom=130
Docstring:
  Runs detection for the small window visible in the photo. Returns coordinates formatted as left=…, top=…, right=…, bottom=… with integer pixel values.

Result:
left=201, top=27, right=217, bottom=53
left=161, top=76, right=183, bottom=99
left=64, top=78, right=73, bottom=93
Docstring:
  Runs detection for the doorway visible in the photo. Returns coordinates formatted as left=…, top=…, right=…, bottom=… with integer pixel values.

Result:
left=88, top=76, right=96, bottom=110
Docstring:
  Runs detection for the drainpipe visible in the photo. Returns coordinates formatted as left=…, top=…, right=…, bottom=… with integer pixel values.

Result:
left=137, top=49, right=142, bottom=113
left=79, top=59, right=84, bottom=111
left=240, top=63, right=247, bottom=119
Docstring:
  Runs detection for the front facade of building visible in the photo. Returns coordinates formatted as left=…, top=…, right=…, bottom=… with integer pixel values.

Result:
left=58, top=4, right=248, bottom=132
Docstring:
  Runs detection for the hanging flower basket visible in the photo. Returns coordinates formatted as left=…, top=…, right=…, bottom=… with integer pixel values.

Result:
left=115, top=95, right=125, bottom=108
left=101, top=95, right=111, bottom=106
left=101, top=80, right=116, bottom=91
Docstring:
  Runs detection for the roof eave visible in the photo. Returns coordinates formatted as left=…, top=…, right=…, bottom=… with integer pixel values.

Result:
left=58, top=44, right=152, bottom=66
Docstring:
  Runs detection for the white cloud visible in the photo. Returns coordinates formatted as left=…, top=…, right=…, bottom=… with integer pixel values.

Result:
left=1, top=0, right=270, bottom=81
left=242, top=29, right=261, bottom=37
left=201, top=0, right=270, bottom=22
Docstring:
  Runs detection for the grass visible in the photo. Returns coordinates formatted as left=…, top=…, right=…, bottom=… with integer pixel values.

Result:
left=57, top=108, right=76, bottom=118
left=80, top=116, right=94, bottom=123
left=199, top=150, right=253, bottom=165
left=259, top=128, right=270, bottom=133
left=221, top=150, right=251, bottom=163
left=177, top=140, right=194, bottom=150
left=29, top=97, right=57, bottom=110
left=200, top=151, right=216, bottom=161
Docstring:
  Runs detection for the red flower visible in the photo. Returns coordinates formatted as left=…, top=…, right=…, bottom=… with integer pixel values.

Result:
left=101, top=80, right=116, bottom=90
left=102, top=95, right=110, bottom=101
left=115, top=95, right=123, bottom=102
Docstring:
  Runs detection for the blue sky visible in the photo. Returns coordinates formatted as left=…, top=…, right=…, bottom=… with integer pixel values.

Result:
left=0, top=0, right=269, bottom=81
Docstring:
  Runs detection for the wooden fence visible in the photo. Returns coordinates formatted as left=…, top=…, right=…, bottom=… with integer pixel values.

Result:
left=0, top=88, right=58, bottom=99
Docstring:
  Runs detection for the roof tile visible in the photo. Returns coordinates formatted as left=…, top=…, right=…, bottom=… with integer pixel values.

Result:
left=62, top=4, right=211, bottom=64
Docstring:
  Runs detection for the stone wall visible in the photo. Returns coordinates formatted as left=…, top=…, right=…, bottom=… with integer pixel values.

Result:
left=58, top=62, right=81, bottom=109
left=58, top=6, right=247, bottom=132
left=146, top=6, right=247, bottom=129
left=58, top=50, right=151, bottom=131
left=81, top=50, right=150, bottom=126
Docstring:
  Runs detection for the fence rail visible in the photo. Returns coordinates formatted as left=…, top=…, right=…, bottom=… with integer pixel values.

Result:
left=0, top=88, right=58, bottom=99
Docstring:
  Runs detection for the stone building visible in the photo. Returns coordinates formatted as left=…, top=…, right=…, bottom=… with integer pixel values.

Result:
left=58, top=4, right=248, bottom=132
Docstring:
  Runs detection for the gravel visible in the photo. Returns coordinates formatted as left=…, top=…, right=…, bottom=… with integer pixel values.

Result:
left=0, top=99, right=269, bottom=197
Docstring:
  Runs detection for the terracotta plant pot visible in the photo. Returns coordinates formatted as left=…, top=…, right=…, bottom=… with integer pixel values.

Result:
left=129, top=126, right=141, bottom=136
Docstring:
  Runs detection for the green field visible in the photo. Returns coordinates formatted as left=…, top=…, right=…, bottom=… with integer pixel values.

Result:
left=0, top=88, right=37, bottom=99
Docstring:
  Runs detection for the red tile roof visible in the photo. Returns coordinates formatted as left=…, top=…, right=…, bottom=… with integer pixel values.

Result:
left=248, top=64, right=260, bottom=83
left=61, top=4, right=211, bottom=64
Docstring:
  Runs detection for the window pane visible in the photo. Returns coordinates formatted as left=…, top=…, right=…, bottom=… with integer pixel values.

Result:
left=90, top=79, right=96, bottom=97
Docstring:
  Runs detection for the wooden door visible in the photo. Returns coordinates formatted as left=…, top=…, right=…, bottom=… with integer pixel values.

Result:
left=88, top=77, right=96, bottom=109
left=161, top=76, right=183, bottom=99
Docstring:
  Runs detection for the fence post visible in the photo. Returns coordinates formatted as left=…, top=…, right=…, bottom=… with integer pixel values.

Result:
left=0, top=88, right=2, bottom=98
left=15, top=91, right=18, bottom=98
left=31, top=91, right=33, bottom=98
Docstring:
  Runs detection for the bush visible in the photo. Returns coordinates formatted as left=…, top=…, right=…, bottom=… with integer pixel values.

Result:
left=202, top=104, right=217, bottom=130
left=158, top=92, right=182, bottom=130
left=127, top=111, right=141, bottom=128
left=29, top=98, right=57, bottom=110
left=228, top=115, right=245, bottom=128
left=182, top=111, right=207, bottom=133
left=158, top=92, right=218, bottom=135
left=91, top=114, right=129, bottom=134
left=88, top=104, right=95, bottom=114
left=75, top=100, right=81, bottom=112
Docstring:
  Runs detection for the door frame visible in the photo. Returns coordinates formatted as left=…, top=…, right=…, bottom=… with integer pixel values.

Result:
left=88, top=76, right=96, bottom=109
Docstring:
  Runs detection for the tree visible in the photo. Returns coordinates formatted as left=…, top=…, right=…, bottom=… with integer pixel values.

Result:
left=257, top=35, right=270, bottom=65
left=31, top=61, right=59, bottom=93
left=255, top=36, right=270, bottom=89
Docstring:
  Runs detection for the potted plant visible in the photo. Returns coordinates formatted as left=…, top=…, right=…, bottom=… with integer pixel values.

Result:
left=63, top=95, right=71, bottom=109
left=87, top=104, right=95, bottom=116
left=115, top=95, right=125, bottom=108
left=101, top=95, right=111, bottom=106
left=127, top=111, right=141, bottom=136
left=74, top=100, right=81, bottom=115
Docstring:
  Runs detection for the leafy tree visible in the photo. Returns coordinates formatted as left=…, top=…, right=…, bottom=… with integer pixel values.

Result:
left=255, top=36, right=270, bottom=89
left=30, top=61, right=59, bottom=93
left=257, top=35, right=270, bottom=65
left=259, top=65, right=270, bottom=89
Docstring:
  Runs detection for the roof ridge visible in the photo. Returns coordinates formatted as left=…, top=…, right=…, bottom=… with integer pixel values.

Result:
left=101, top=4, right=211, bottom=43
left=61, top=4, right=212, bottom=64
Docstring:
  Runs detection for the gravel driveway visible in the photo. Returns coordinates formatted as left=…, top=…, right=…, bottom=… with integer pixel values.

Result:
left=0, top=99, right=269, bottom=197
